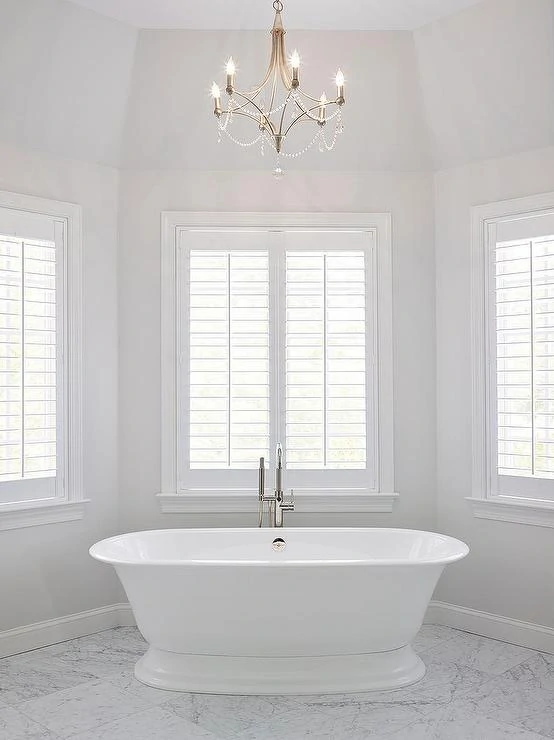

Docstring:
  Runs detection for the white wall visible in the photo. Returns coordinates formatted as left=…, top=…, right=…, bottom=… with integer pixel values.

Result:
left=414, top=0, right=554, bottom=169
left=0, top=0, right=137, bottom=167
left=118, top=169, right=436, bottom=533
left=0, top=0, right=135, bottom=629
left=434, top=145, right=554, bottom=627
left=0, top=145, right=121, bottom=629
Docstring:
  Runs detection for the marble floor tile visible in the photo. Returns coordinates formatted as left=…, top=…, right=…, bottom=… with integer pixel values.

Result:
left=412, top=624, right=458, bottom=654
left=66, top=706, right=225, bottom=740
left=37, top=632, right=146, bottom=679
left=0, top=653, right=98, bottom=705
left=459, top=655, right=554, bottom=739
left=17, top=679, right=147, bottom=739
left=105, top=669, right=172, bottom=706
left=162, top=692, right=299, bottom=737
left=239, top=704, right=376, bottom=740
left=0, top=705, right=60, bottom=740
left=0, top=627, right=551, bottom=739
left=424, top=631, right=537, bottom=675
left=385, top=704, right=549, bottom=740
left=393, top=655, right=492, bottom=710
left=307, top=699, right=426, bottom=737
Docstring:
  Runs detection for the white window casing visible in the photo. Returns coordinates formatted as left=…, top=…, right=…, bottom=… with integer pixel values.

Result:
left=0, top=191, right=85, bottom=530
left=159, top=212, right=396, bottom=514
left=469, top=191, right=554, bottom=527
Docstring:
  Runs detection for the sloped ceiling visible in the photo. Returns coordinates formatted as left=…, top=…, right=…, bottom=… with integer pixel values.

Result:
left=0, top=0, right=552, bottom=171
left=64, top=0, right=483, bottom=31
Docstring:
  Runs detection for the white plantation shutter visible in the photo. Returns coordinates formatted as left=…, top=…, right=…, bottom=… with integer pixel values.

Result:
left=489, top=212, right=554, bottom=502
left=285, top=244, right=368, bottom=470
left=179, top=228, right=376, bottom=494
left=188, top=248, right=270, bottom=469
left=0, top=208, right=64, bottom=504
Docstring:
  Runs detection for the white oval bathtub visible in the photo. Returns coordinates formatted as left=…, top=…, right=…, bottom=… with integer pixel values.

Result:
left=90, top=528, right=468, bottom=694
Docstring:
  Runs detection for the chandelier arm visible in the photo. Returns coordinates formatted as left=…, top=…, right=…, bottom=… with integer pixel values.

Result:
left=277, top=89, right=293, bottom=135
left=276, top=28, right=292, bottom=89
left=283, top=104, right=323, bottom=136
left=269, top=72, right=278, bottom=116
left=247, top=14, right=282, bottom=98
left=295, top=89, right=339, bottom=106
left=226, top=95, right=258, bottom=115
left=229, top=92, right=277, bottom=136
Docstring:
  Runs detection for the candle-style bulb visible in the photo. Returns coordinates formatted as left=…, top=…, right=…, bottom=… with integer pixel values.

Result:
left=290, top=49, right=300, bottom=87
left=318, top=93, right=327, bottom=123
left=335, top=68, right=345, bottom=87
left=211, top=82, right=221, bottom=98
left=226, top=56, right=236, bottom=76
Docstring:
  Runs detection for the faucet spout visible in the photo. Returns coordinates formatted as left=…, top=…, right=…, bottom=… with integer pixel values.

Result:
left=256, top=445, right=295, bottom=528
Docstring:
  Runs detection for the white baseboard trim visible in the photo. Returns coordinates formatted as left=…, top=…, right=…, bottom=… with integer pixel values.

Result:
left=426, top=600, right=554, bottom=655
left=1, top=599, right=552, bottom=660
left=0, top=603, right=136, bottom=659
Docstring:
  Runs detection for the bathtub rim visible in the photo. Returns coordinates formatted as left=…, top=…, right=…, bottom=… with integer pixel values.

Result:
left=89, top=527, right=469, bottom=567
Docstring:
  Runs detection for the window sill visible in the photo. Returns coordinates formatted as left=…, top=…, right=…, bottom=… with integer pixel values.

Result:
left=157, top=490, right=399, bottom=514
left=466, top=496, right=554, bottom=528
left=0, top=499, right=89, bottom=531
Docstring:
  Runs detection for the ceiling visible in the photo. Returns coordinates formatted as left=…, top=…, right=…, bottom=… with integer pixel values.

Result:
left=65, top=0, right=484, bottom=31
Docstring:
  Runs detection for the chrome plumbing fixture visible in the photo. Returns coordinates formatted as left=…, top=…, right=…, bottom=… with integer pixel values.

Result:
left=257, top=444, right=295, bottom=527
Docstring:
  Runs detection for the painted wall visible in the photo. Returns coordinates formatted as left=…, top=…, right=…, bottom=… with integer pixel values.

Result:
left=118, top=169, right=436, bottom=534
left=0, top=0, right=137, bottom=167
left=0, top=0, right=135, bottom=628
left=0, top=145, right=121, bottom=629
left=414, top=0, right=554, bottom=169
left=434, top=145, right=554, bottom=627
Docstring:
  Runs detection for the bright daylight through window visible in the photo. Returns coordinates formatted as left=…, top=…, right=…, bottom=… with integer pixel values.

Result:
left=496, top=234, right=554, bottom=480
left=188, top=246, right=367, bottom=472
left=0, top=235, right=57, bottom=486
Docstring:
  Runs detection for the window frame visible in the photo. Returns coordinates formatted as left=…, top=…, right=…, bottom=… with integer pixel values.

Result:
left=0, top=190, right=85, bottom=530
left=159, top=212, right=397, bottom=514
left=469, top=191, right=554, bottom=528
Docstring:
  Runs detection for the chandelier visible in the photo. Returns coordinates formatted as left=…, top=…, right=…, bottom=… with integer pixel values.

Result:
left=210, top=0, right=346, bottom=176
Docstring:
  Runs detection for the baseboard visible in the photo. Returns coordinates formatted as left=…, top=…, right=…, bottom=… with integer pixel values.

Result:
left=0, top=603, right=136, bottom=659
left=426, top=600, right=554, bottom=655
left=1, top=599, right=552, bottom=660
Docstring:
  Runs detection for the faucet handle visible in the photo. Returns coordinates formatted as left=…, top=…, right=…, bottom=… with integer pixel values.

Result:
left=280, top=488, right=295, bottom=512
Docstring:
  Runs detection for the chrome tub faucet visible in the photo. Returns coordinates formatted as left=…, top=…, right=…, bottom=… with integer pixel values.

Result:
left=258, top=444, right=295, bottom=528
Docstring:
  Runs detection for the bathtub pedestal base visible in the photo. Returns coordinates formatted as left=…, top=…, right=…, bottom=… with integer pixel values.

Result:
left=135, top=645, right=425, bottom=695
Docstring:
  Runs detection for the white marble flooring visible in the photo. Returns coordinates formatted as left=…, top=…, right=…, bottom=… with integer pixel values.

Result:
left=0, top=624, right=552, bottom=739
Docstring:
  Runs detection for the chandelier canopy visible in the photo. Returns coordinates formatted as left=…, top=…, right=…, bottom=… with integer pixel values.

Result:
left=210, top=0, right=346, bottom=176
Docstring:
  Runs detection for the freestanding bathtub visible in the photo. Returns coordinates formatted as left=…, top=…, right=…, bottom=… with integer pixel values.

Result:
left=90, top=528, right=468, bottom=695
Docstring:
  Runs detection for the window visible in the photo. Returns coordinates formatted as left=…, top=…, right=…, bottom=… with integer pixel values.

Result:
left=470, top=192, right=554, bottom=527
left=160, top=213, right=395, bottom=514
left=0, top=191, right=84, bottom=530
